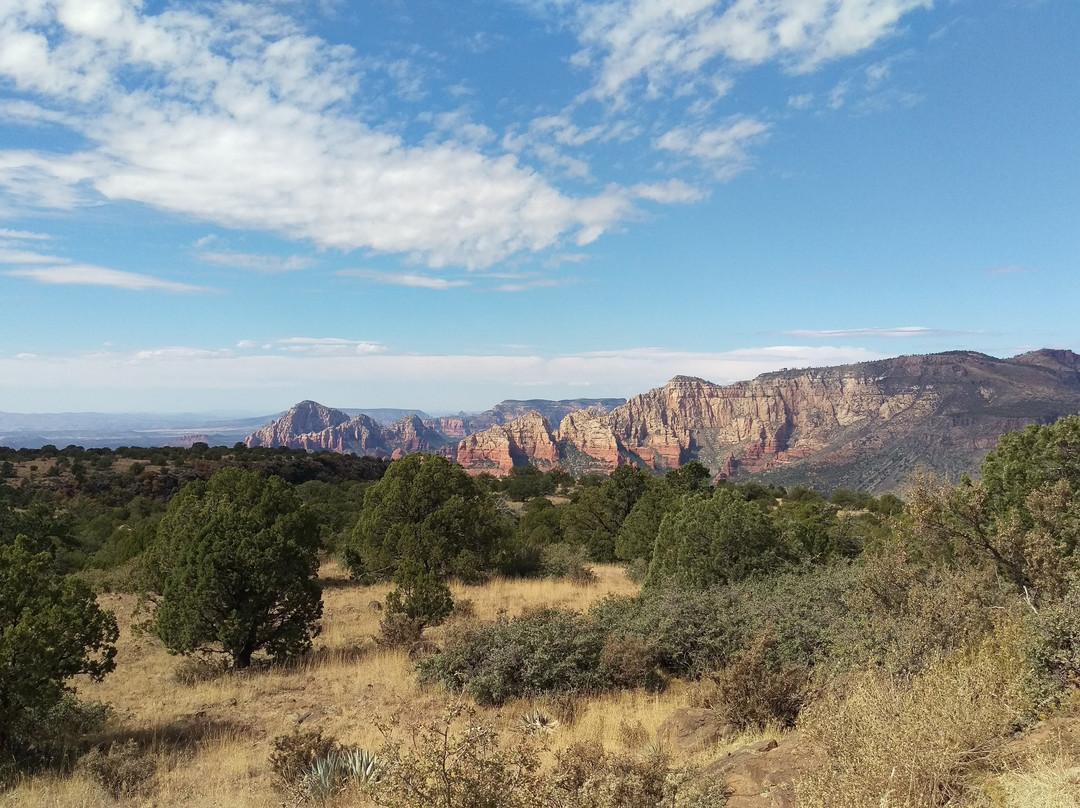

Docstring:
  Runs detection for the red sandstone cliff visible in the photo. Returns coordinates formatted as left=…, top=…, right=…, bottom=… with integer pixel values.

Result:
left=455, top=412, right=559, bottom=474
left=453, top=350, right=1080, bottom=490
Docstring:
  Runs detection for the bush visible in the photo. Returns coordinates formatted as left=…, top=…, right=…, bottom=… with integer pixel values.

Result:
left=796, top=622, right=1035, bottom=808
left=705, top=627, right=807, bottom=731
left=838, top=544, right=1013, bottom=678
left=269, top=728, right=340, bottom=791
left=0, top=539, right=117, bottom=774
left=171, top=656, right=229, bottom=686
left=77, top=740, right=155, bottom=799
left=1025, top=587, right=1080, bottom=711
left=554, top=743, right=673, bottom=808
left=592, top=589, right=751, bottom=678
left=384, top=563, right=454, bottom=628
left=367, top=702, right=551, bottom=808
left=601, top=634, right=665, bottom=691
left=419, top=608, right=611, bottom=705
left=377, top=613, right=425, bottom=648
left=540, top=542, right=598, bottom=583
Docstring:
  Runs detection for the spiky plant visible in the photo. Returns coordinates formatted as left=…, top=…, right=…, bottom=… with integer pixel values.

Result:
left=300, top=748, right=382, bottom=801
left=518, top=709, right=560, bottom=734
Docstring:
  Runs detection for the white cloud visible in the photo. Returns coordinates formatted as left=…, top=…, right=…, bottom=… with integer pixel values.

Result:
left=0, top=247, right=68, bottom=264
left=0, top=228, right=51, bottom=239
left=197, top=250, right=316, bottom=272
left=656, top=116, right=769, bottom=177
left=493, top=277, right=576, bottom=293
left=274, top=337, right=387, bottom=356
left=631, top=179, right=705, bottom=203
left=7, top=264, right=213, bottom=293
left=337, top=269, right=470, bottom=290
left=572, top=0, right=933, bottom=102
left=784, top=326, right=976, bottom=339
left=0, top=342, right=886, bottom=412
left=0, top=1, right=649, bottom=270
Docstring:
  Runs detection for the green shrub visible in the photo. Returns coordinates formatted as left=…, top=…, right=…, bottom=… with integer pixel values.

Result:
left=77, top=740, right=155, bottom=799
left=540, top=542, right=598, bottom=583
left=419, top=608, right=611, bottom=705
left=269, top=728, right=340, bottom=791
left=377, top=613, right=425, bottom=648
left=384, top=562, right=454, bottom=628
left=838, top=544, right=1014, bottom=678
left=592, top=589, right=751, bottom=678
left=0, top=539, right=117, bottom=775
left=1025, top=587, right=1080, bottom=711
left=705, top=627, right=807, bottom=731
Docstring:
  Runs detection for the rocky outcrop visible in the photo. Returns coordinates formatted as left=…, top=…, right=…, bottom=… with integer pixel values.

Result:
left=298, top=413, right=389, bottom=455
left=455, top=412, right=559, bottom=474
left=245, top=401, right=351, bottom=448
left=454, top=350, right=1080, bottom=491
left=385, top=415, right=450, bottom=459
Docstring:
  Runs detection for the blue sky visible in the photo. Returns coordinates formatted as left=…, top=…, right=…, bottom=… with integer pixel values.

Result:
left=0, top=0, right=1077, bottom=414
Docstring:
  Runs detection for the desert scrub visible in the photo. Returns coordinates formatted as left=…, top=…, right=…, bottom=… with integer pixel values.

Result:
left=77, top=740, right=155, bottom=800
left=366, top=702, right=551, bottom=808
left=703, top=626, right=808, bottom=730
left=795, top=621, right=1035, bottom=808
left=418, top=607, right=612, bottom=704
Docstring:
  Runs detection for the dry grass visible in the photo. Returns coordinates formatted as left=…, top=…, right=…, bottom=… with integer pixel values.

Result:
left=3, top=563, right=645, bottom=807
left=991, top=754, right=1080, bottom=808
left=795, top=621, right=1035, bottom=808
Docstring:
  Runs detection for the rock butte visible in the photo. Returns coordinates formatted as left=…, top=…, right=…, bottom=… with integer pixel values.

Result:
left=245, top=349, right=1080, bottom=492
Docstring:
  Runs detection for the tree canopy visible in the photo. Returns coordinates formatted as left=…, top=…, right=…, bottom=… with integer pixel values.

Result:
left=343, top=453, right=506, bottom=583
left=0, top=537, right=117, bottom=762
left=148, top=468, right=322, bottom=669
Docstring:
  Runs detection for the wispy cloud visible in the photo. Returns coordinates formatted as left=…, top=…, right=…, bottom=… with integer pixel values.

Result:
left=571, top=0, right=934, bottom=102
left=273, top=337, right=387, bottom=356
left=338, top=269, right=470, bottom=290
left=783, top=326, right=979, bottom=339
left=0, top=342, right=885, bottom=412
left=656, top=117, right=770, bottom=178
left=493, top=277, right=577, bottom=293
left=197, top=250, right=316, bottom=273
left=0, top=247, right=67, bottom=264
left=0, top=3, right=649, bottom=270
left=7, top=265, right=212, bottom=294
left=0, top=228, right=51, bottom=240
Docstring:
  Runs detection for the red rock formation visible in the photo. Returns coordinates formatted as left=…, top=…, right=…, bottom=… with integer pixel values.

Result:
left=556, top=410, right=623, bottom=470
left=454, top=351, right=1080, bottom=489
left=455, top=412, right=558, bottom=475
left=245, top=400, right=351, bottom=449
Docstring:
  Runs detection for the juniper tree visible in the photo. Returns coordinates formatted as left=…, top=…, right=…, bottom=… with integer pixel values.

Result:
left=148, top=468, right=322, bottom=669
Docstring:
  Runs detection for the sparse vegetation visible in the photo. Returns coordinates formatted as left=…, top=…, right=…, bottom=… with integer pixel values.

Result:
left=4, top=416, right=1080, bottom=805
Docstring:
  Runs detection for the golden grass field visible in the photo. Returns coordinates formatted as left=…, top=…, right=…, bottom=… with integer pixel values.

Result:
left=5, top=560, right=1078, bottom=807
left=4, top=563, right=721, bottom=807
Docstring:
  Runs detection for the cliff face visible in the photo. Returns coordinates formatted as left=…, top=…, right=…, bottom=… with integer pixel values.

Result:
left=245, top=401, right=351, bottom=449
left=246, top=398, right=625, bottom=459
left=454, top=350, right=1080, bottom=490
left=455, top=412, right=559, bottom=474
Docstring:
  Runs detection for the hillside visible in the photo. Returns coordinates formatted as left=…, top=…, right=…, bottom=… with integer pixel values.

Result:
left=453, top=349, right=1080, bottom=491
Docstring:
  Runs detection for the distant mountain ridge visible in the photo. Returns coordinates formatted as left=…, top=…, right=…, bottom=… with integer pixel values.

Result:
left=243, top=398, right=628, bottom=459
left=449, top=349, right=1080, bottom=491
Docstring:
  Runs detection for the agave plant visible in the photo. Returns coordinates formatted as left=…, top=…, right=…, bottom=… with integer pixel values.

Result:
left=518, top=709, right=560, bottom=735
left=338, top=748, right=382, bottom=783
left=299, top=748, right=382, bottom=801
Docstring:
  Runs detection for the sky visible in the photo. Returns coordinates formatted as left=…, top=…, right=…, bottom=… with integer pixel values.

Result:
left=0, top=0, right=1077, bottom=415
